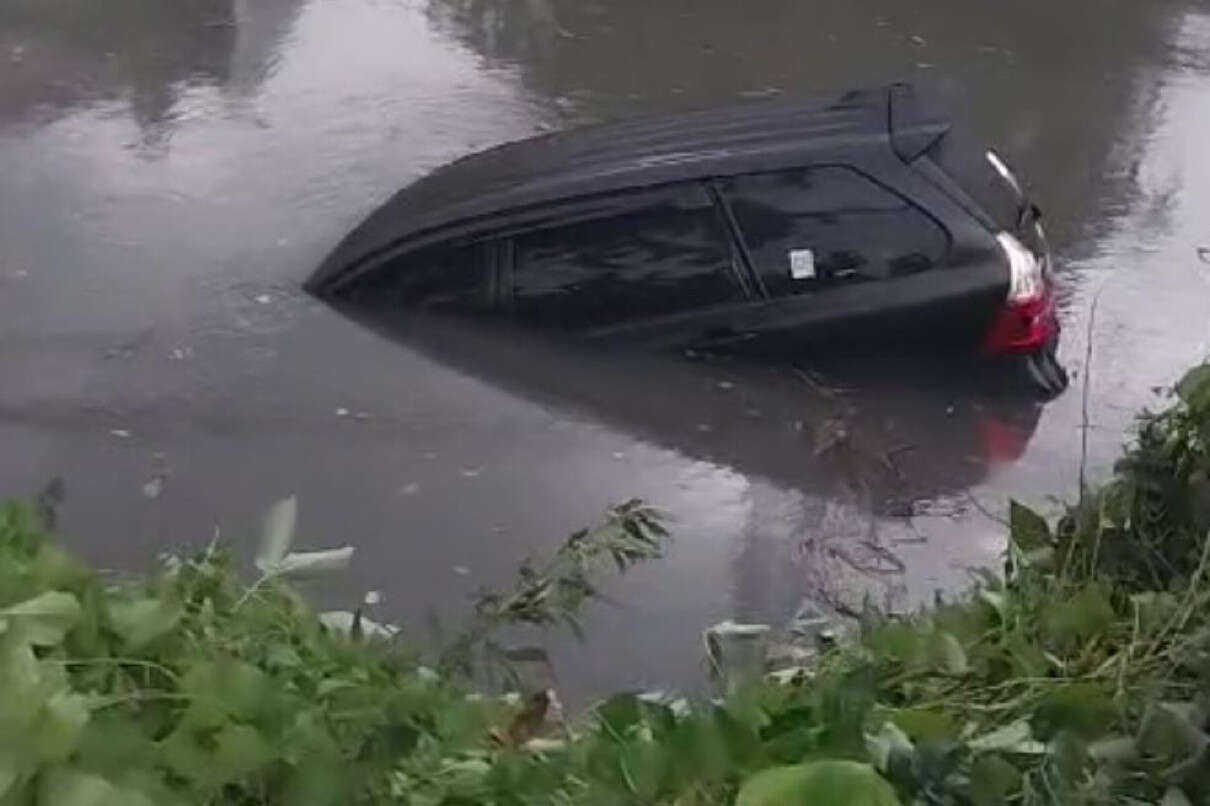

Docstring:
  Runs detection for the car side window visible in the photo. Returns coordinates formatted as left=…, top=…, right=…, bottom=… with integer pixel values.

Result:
left=511, top=184, right=747, bottom=330
left=353, top=243, right=494, bottom=313
left=716, top=166, right=949, bottom=296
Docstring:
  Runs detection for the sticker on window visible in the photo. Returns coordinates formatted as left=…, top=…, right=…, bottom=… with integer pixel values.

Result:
left=789, top=248, right=816, bottom=280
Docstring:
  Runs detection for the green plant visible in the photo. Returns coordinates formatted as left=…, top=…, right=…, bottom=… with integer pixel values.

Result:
left=0, top=361, right=1206, bottom=805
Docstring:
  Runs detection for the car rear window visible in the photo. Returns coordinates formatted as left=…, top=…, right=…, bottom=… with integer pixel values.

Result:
left=717, top=166, right=950, bottom=297
left=511, top=184, right=747, bottom=329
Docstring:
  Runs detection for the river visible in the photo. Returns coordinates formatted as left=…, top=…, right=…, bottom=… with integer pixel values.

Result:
left=1, top=0, right=1208, bottom=700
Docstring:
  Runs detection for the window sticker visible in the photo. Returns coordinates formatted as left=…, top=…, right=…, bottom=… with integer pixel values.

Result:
left=789, top=248, right=816, bottom=280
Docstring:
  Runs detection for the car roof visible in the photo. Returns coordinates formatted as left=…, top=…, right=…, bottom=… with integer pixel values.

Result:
left=308, top=84, right=950, bottom=294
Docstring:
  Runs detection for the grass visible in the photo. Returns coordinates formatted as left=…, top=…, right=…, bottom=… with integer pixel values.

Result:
left=0, top=360, right=1208, bottom=805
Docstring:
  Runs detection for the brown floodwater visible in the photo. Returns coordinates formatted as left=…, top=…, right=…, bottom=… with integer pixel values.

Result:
left=2, top=0, right=1208, bottom=699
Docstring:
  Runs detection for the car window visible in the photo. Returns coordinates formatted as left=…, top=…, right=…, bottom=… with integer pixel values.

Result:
left=353, top=243, right=494, bottom=313
left=717, top=166, right=949, bottom=296
left=511, top=184, right=746, bottom=329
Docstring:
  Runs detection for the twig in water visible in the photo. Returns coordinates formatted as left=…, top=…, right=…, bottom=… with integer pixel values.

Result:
left=1078, top=284, right=1108, bottom=502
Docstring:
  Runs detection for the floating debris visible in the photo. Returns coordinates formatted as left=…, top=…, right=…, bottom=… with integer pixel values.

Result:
left=335, top=407, right=350, bottom=417
left=363, top=590, right=382, bottom=606
left=611, top=451, right=625, bottom=460
left=399, top=482, right=421, bottom=496
left=141, top=476, right=164, bottom=499
left=716, top=380, right=735, bottom=390
left=109, top=429, right=132, bottom=439
left=910, top=34, right=927, bottom=46
left=254, top=294, right=273, bottom=305
left=460, top=467, right=482, bottom=478
left=169, top=347, right=193, bottom=361
left=1198, top=246, right=1210, bottom=264
left=453, top=565, right=471, bottom=577
left=353, top=411, right=372, bottom=421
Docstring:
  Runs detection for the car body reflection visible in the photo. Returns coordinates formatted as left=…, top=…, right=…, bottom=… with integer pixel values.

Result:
left=336, top=302, right=1044, bottom=520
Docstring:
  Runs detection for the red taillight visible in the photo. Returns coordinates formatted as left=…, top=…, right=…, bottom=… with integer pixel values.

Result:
left=983, top=231, right=1055, bottom=356
left=983, top=288, right=1056, bottom=356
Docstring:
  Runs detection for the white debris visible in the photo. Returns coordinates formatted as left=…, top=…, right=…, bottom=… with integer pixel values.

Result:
left=611, top=452, right=625, bottom=460
left=453, top=565, right=471, bottom=577
left=141, top=477, right=164, bottom=499
left=353, top=411, right=372, bottom=421
left=335, top=407, right=350, bottom=417
left=696, top=423, right=713, bottom=432
left=169, top=347, right=193, bottom=361
left=717, top=381, right=735, bottom=390
left=363, top=590, right=382, bottom=605
left=254, top=294, right=273, bottom=305
left=399, top=482, right=421, bottom=496
left=911, top=34, right=927, bottom=46
left=460, top=467, right=481, bottom=478
left=109, top=429, right=132, bottom=439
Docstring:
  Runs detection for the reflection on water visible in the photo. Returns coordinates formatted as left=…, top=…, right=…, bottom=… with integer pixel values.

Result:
left=3, top=0, right=221, bottom=126
left=0, top=0, right=1207, bottom=698
left=341, top=309, right=1044, bottom=619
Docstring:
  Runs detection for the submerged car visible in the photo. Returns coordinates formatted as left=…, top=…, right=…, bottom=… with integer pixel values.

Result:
left=306, top=84, right=1066, bottom=393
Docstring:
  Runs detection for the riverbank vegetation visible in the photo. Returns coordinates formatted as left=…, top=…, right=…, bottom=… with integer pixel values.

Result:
left=1, top=361, right=1208, bottom=805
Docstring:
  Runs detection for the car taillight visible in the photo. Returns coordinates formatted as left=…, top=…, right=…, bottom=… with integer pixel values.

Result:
left=983, top=231, right=1055, bottom=356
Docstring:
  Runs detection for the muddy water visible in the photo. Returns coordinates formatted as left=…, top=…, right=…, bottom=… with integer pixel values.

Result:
left=2, top=0, right=1208, bottom=699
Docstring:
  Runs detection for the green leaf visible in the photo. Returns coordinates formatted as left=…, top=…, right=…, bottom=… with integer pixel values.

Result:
left=161, top=723, right=274, bottom=786
left=969, top=754, right=1021, bottom=806
left=1136, top=702, right=1210, bottom=769
left=597, top=693, right=643, bottom=738
left=891, top=708, right=958, bottom=742
left=0, top=591, right=80, bottom=646
left=1176, top=364, right=1210, bottom=411
left=271, top=547, right=354, bottom=580
left=179, top=659, right=271, bottom=725
left=34, top=691, right=90, bottom=763
left=866, top=722, right=914, bottom=773
left=1088, top=735, right=1139, bottom=765
left=0, top=745, right=31, bottom=801
left=1031, top=684, right=1116, bottom=741
left=1043, top=586, right=1115, bottom=650
left=736, top=761, right=900, bottom=806
left=1009, top=500, right=1050, bottom=551
left=255, top=495, right=298, bottom=573
left=927, top=631, right=968, bottom=674
left=1161, top=787, right=1194, bottom=806
left=107, top=597, right=181, bottom=649
left=36, top=766, right=154, bottom=806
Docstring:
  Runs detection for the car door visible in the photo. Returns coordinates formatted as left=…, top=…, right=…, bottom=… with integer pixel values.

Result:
left=505, top=182, right=755, bottom=345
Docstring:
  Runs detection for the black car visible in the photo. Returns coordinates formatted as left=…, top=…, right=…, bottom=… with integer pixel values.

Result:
left=306, top=84, right=1065, bottom=392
